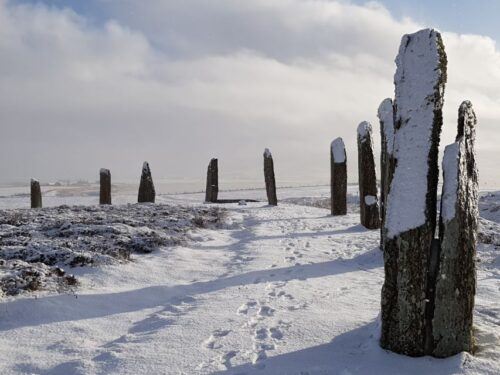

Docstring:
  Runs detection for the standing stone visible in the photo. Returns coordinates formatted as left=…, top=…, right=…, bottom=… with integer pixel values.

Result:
left=432, top=101, right=478, bottom=357
left=330, top=137, right=347, bottom=215
left=357, top=122, right=380, bottom=229
left=205, top=158, right=219, bottom=203
left=100, top=168, right=111, bottom=205
left=381, top=29, right=447, bottom=357
left=263, top=148, right=278, bottom=206
left=30, top=179, right=42, bottom=209
left=138, top=162, right=155, bottom=203
left=378, top=98, right=395, bottom=247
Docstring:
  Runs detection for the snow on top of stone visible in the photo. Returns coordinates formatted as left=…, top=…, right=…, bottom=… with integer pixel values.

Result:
left=357, top=121, right=372, bottom=140
left=386, top=28, right=445, bottom=238
left=30, top=178, right=39, bottom=184
left=377, top=98, right=395, bottom=155
left=100, top=168, right=110, bottom=175
left=441, top=141, right=462, bottom=222
left=331, top=137, right=346, bottom=164
left=264, top=148, right=272, bottom=158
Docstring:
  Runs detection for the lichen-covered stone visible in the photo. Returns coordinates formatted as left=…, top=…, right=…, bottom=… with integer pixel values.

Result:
left=205, top=158, right=219, bottom=203
left=100, top=168, right=111, bottom=205
left=330, top=138, right=347, bottom=215
left=378, top=98, right=395, bottom=247
left=30, top=179, right=42, bottom=209
left=138, top=162, right=155, bottom=203
left=432, top=101, right=478, bottom=357
left=263, top=149, right=277, bottom=206
left=381, top=28, right=447, bottom=357
left=357, top=122, right=380, bottom=229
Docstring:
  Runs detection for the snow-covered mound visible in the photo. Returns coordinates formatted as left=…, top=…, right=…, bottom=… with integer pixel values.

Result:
left=0, top=204, right=225, bottom=296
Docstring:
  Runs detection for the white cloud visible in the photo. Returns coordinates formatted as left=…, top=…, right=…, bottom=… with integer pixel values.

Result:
left=0, top=0, right=499, bottom=187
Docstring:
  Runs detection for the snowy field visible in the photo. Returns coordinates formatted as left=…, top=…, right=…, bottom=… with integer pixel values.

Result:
left=0, top=185, right=498, bottom=374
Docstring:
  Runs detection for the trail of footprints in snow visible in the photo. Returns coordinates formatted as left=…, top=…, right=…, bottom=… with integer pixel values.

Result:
left=283, top=237, right=312, bottom=265
left=202, top=223, right=312, bottom=370
left=243, top=281, right=301, bottom=369
left=202, top=277, right=304, bottom=371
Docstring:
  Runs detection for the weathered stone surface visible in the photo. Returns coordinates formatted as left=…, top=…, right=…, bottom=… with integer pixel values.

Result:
left=263, top=148, right=277, bottom=206
left=100, top=168, right=111, bottom=205
left=378, top=98, right=395, bottom=247
left=205, top=158, right=219, bottom=203
left=432, top=101, right=478, bottom=357
left=381, top=29, right=447, bottom=357
left=330, top=138, right=347, bottom=215
left=30, top=179, right=42, bottom=209
left=357, top=122, right=380, bottom=229
left=138, top=162, right=155, bottom=203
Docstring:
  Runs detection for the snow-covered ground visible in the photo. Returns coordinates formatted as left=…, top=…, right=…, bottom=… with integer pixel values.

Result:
left=0, top=185, right=498, bottom=374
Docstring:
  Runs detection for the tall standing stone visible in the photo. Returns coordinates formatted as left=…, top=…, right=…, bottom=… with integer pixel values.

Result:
left=330, top=137, right=347, bottom=215
left=30, top=179, right=42, bottom=209
left=100, top=168, right=111, bottom=205
left=378, top=98, right=395, bottom=246
left=357, top=122, right=380, bottom=229
left=432, top=101, right=478, bottom=357
left=381, top=29, right=447, bottom=356
left=205, top=158, right=219, bottom=203
left=138, top=162, right=155, bottom=203
left=263, top=148, right=277, bottom=206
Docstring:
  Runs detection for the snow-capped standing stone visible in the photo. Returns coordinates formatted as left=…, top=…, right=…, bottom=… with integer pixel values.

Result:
left=263, top=148, right=277, bottom=206
left=357, top=122, right=380, bottom=229
left=138, top=162, right=155, bottom=203
left=380, top=28, right=447, bottom=357
left=100, top=168, right=111, bottom=205
left=432, top=101, right=478, bottom=357
left=330, top=137, right=347, bottom=215
left=30, top=178, right=42, bottom=209
left=378, top=98, right=395, bottom=246
left=205, top=158, right=219, bottom=203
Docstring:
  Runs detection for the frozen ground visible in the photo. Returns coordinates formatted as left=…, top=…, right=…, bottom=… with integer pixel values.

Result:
left=0, top=185, right=498, bottom=374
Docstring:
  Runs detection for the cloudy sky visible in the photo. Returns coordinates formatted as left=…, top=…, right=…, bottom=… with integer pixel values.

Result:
left=1, top=0, right=499, bottom=188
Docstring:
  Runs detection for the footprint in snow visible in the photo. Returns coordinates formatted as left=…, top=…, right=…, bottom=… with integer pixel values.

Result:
left=213, top=329, right=231, bottom=337
left=258, top=306, right=274, bottom=317
left=252, top=350, right=267, bottom=369
left=254, top=328, right=268, bottom=340
left=237, top=301, right=257, bottom=315
left=220, top=350, right=238, bottom=368
left=269, top=327, right=283, bottom=340
left=276, top=290, right=287, bottom=298
left=203, top=336, right=218, bottom=349
left=203, top=329, right=231, bottom=349
left=287, top=302, right=308, bottom=311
